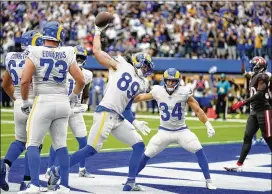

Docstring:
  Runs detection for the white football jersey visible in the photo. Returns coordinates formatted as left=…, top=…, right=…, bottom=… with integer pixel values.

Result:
left=27, top=46, right=76, bottom=96
left=5, top=51, right=34, bottom=99
left=67, top=68, right=93, bottom=100
left=99, top=56, right=146, bottom=115
left=151, top=85, right=193, bottom=130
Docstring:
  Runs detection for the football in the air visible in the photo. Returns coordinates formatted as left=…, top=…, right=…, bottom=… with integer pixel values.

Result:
left=95, top=12, right=114, bottom=28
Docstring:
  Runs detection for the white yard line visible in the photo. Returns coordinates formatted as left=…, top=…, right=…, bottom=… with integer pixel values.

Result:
left=1, top=109, right=247, bottom=123
left=0, top=124, right=245, bottom=137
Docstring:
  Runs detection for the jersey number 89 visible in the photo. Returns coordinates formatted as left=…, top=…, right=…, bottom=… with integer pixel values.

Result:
left=40, top=58, right=67, bottom=82
left=117, top=72, right=140, bottom=99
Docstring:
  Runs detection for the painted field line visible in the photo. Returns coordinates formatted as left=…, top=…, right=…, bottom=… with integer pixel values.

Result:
left=1, top=109, right=247, bottom=123
left=0, top=124, right=245, bottom=138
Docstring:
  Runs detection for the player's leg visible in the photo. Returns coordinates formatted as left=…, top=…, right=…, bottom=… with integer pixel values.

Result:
left=22, top=97, right=52, bottom=192
left=69, top=112, right=115, bottom=167
left=177, top=130, right=216, bottom=190
left=1, top=100, right=28, bottom=191
left=137, top=130, right=171, bottom=175
left=225, top=113, right=259, bottom=171
left=49, top=114, right=70, bottom=192
left=45, top=145, right=57, bottom=179
left=258, top=110, right=272, bottom=150
left=69, top=113, right=93, bottom=178
left=111, top=119, right=145, bottom=190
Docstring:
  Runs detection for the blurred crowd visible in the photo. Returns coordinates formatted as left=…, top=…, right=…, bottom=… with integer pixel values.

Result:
left=1, top=1, right=272, bottom=61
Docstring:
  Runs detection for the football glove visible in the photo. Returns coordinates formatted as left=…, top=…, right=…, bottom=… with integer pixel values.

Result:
left=95, top=25, right=109, bottom=35
left=132, top=120, right=151, bottom=136
left=21, top=99, right=33, bottom=115
left=232, top=101, right=245, bottom=110
left=205, top=121, right=215, bottom=137
left=69, top=92, right=79, bottom=107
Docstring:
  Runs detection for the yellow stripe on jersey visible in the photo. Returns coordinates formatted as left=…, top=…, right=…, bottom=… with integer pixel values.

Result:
left=26, top=96, right=39, bottom=145
left=93, top=112, right=107, bottom=148
left=57, top=25, right=64, bottom=42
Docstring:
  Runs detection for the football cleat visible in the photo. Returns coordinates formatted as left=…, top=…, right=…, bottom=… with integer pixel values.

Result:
left=0, top=163, right=9, bottom=191
left=45, top=168, right=51, bottom=179
left=53, top=185, right=70, bottom=194
left=17, top=184, right=41, bottom=194
left=252, top=139, right=257, bottom=146
left=258, top=137, right=267, bottom=146
left=20, top=181, right=30, bottom=191
left=224, top=163, right=243, bottom=172
left=206, top=179, right=216, bottom=190
left=79, top=168, right=95, bottom=178
left=123, top=182, right=145, bottom=191
left=48, top=166, right=60, bottom=190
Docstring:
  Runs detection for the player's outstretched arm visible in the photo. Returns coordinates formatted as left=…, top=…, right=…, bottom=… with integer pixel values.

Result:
left=2, top=71, right=15, bottom=101
left=187, top=96, right=215, bottom=137
left=69, top=63, right=85, bottom=95
left=93, top=27, right=118, bottom=71
left=21, top=58, right=35, bottom=100
left=134, top=93, right=153, bottom=103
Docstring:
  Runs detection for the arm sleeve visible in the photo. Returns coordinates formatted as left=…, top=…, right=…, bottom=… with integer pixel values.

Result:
left=122, top=98, right=135, bottom=123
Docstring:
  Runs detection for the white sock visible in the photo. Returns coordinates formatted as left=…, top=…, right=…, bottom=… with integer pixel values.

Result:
left=79, top=167, right=86, bottom=171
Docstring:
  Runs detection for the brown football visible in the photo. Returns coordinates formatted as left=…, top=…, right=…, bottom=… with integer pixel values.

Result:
left=95, top=12, right=114, bottom=28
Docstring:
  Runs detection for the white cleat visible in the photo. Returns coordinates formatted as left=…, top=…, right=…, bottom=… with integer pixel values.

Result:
left=206, top=180, right=216, bottom=190
left=224, top=163, right=243, bottom=172
left=53, top=185, right=70, bottom=194
left=45, top=168, right=51, bottom=179
left=18, top=184, right=41, bottom=194
left=79, top=168, right=95, bottom=178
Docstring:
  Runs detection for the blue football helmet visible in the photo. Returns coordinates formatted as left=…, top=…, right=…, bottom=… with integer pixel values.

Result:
left=132, top=52, right=154, bottom=77
left=74, top=45, right=88, bottom=67
left=42, top=21, right=66, bottom=42
left=163, top=68, right=180, bottom=93
left=21, top=30, right=43, bottom=49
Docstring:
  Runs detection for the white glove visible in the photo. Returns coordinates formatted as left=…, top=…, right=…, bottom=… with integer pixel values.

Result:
left=69, top=92, right=79, bottom=107
left=95, top=25, right=109, bottom=35
left=208, top=66, right=217, bottom=74
left=21, top=99, right=33, bottom=115
left=205, top=121, right=215, bottom=137
left=72, top=104, right=88, bottom=114
left=132, top=120, right=151, bottom=136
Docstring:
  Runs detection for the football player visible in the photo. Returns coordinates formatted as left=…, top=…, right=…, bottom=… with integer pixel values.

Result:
left=225, top=56, right=272, bottom=172
left=46, top=45, right=93, bottom=179
left=133, top=68, right=217, bottom=190
left=48, top=23, right=154, bottom=191
left=0, top=30, right=43, bottom=192
left=19, top=21, right=85, bottom=193
left=243, top=70, right=271, bottom=146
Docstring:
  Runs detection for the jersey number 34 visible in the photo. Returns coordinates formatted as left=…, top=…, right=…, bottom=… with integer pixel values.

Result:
left=117, top=72, right=140, bottom=99
left=159, top=102, right=182, bottom=121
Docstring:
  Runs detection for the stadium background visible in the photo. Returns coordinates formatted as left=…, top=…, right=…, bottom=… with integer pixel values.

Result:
left=0, top=1, right=271, bottom=193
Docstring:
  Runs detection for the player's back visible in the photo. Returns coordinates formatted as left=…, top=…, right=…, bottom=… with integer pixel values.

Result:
left=151, top=85, right=192, bottom=130
left=99, top=56, right=146, bottom=115
left=27, top=46, right=75, bottom=96
left=5, top=51, right=34, bottom=99
left=249, top=72, right=271, bottom=111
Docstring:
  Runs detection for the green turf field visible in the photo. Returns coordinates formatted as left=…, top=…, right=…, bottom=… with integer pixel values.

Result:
left=1, top=109, right=260, bottom=159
